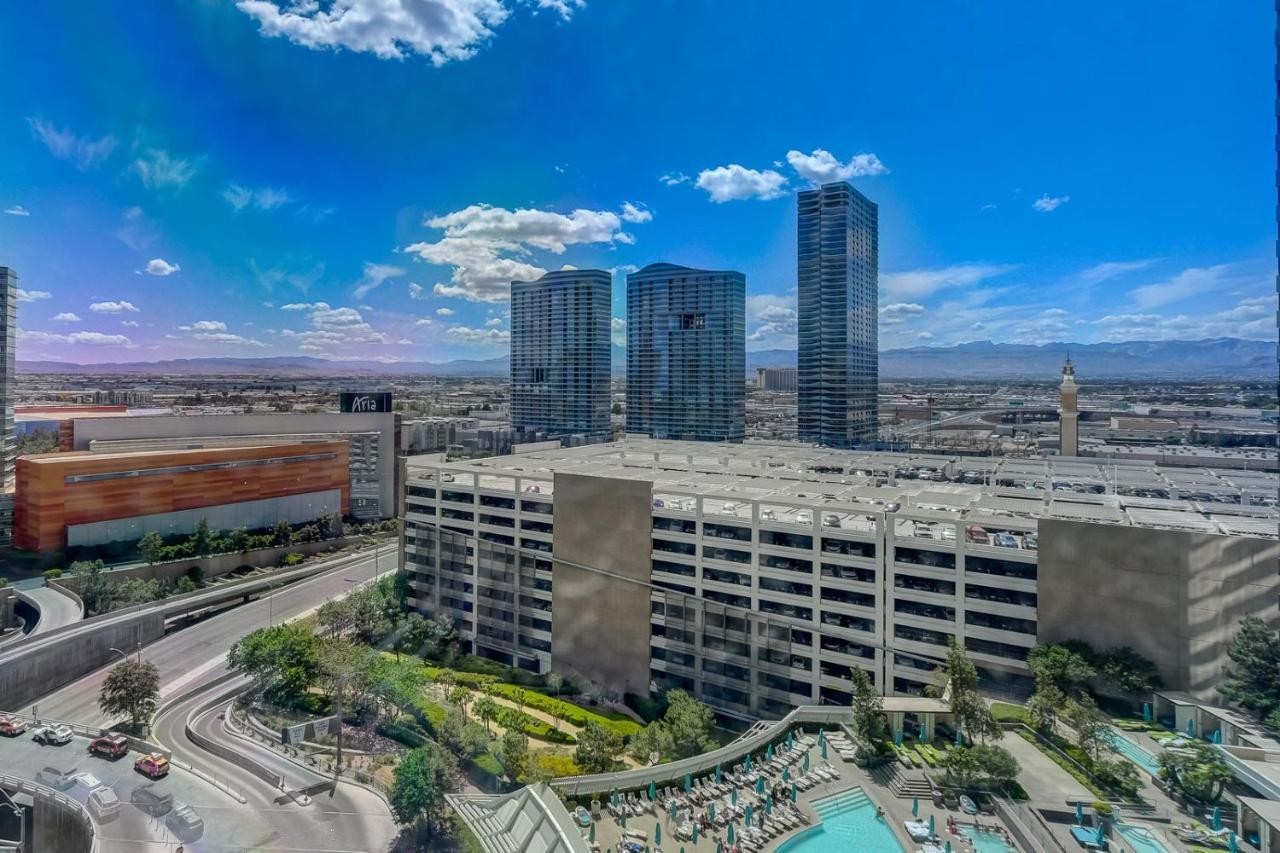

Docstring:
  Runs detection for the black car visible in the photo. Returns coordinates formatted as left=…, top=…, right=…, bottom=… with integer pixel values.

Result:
left=131, top=783, right=173, bottom=817
left=166, top=802, right=204, bottom=840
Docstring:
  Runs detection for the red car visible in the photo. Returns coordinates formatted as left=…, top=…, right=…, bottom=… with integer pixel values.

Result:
left=89, top=734, right=129, bottom=759
left=0, top=714, right=27, bottom=737
left=134, top=753, right=170, bottom=779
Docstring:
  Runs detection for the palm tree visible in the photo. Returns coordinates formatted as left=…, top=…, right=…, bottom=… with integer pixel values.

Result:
left=474, top=697, right=499, bottom=734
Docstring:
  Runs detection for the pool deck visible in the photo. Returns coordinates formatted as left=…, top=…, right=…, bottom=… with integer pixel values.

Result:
left=577, top=733, right=1022, bottom=852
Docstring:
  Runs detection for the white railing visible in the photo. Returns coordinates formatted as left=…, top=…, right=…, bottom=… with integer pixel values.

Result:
left=0, top=772, right=98, bottom=853
left=550, top=706, right=852, bottom=797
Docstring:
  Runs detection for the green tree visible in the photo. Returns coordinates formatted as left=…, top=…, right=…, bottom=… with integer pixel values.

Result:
left=137, top=531, right=165, bottom=565
left=497, top=730, right=530, bottom=782
left=99, top=659, right=160, bottom=731
left=192, top=519, right=212, bottom=557
left=942, top=744, right=1020, bottom=790
left=628, top=724, right=668, bottom=764
left=1065, top=695, right=1108, bottom=764
left=942, top=747, right=984, bottom=788
left=388, top=743, right=458, bottom=841
left=849, top=667, right=884, bottom=749
left=1222, top=617, right=1280, bottom=718
left=450, top=686, right=472, bottom=718
left=394, top=612, right=435, bottom=661
left=574, top=721, right=624, bottom=773
left=473, top=696, right=500, bottom=734
left=1027, top=681, right=1067, bottom=733
left=546, top=673, right=564, bottom=729
left=1158, top=743, right=1234, bottom=802
left=70, top=559, right=112, bottom=616
left=1028, top=643, right=1096, bottom=696
left=272, top=519, right=293, bottom=547
left=229, top=527, right=249, bottom=553
left=15, top=429, right=58, bottom=456
left=661, top=689, right=717, bottom=760
left=228, top=623, right=322, bottom=704
left=317, top=599, right=354, bottom=639
left=1097, top=646, right=1163, bottom=696
left=939, top=640, right=1001, bottom=743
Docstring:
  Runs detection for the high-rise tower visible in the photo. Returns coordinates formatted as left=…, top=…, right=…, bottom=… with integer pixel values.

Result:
left=626, top=263, right=745, bottom=442
left=796, top=182, right=879, bottom=448
left=1058, top=356, right=1079, bottom=457
left=0, top=267, right=16, bottom=550
left=510, top=269, right=611, bottom=442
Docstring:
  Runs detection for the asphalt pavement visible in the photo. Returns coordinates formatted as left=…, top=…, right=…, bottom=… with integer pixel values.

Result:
left=27, top=546, right=394, bottom=726
left=22, top=585, right=84, bottom=637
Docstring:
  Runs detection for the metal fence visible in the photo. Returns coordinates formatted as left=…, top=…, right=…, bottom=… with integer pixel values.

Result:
left=0, top=772, right=97, bottom=853
left=992, top=795, right=1068, bottom=853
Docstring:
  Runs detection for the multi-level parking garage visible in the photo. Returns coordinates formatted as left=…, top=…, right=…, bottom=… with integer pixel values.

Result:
left=402, top=440, right=1279, bottom=722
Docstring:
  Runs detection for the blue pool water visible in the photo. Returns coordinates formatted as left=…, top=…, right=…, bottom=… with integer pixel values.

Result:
left=775, top=788, right=905, bottom=853
left=1103, top=729, right=1162, bottom=775
left=1115, top=822, right=1173, bottom=853
left=961, top=826, right=1018, bottom=852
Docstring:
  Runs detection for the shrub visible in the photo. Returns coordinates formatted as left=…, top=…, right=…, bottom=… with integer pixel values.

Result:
left=626, top=691, right=668, bottom=724
left=378, top=717, right=431, bottom=749
left=528, top=751, right=582, bottom=780
left=42, top=568, right=63, bottom=580
left=0, top=577, right=7, bottom=588
left=493, top=707, right=576, bottom=744
left=414, top=697, right=450, bottom=736
left=279, top=553, right=305, bottom=567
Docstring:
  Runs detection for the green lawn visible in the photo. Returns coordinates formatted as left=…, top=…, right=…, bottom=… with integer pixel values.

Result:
left=991, top=702, right=1031, bottom=725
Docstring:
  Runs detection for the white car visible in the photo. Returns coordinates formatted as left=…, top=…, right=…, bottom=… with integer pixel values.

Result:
left=32, top=725, right=74, bottom=746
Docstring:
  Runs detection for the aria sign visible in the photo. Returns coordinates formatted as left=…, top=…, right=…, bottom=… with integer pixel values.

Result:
left=339, top=391, right=392, bottom=413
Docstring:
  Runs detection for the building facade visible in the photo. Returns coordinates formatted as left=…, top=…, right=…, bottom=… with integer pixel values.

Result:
left=401, top=440, right=1278, bottom=719
left=796, top=182, right=879, bottom=448
left=1059, top=357, right=1080, bottom=457
left=510, top=270, right=611, bottom=442
left=626, top=263, right=745, bottom=442
left=69, top=411, right=398, bottom=519
left=0, top=267, right=16, bottom=550
left=756, top=368, right=798, bottom=393
left=14, top=442, right=349, bottom=552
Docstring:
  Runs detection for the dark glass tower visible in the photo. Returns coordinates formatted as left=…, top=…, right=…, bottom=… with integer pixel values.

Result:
left=796, top=182, right=879, bottom=448
left=510, top=269, right=611, bottom=441
left=626, top=263, right=745, bottom=442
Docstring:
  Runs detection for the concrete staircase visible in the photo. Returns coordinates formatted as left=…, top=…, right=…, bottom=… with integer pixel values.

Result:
left=870, top=762, right=933, bottom=800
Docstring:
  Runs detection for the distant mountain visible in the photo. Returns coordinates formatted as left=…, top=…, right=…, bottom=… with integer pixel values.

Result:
left=18, top=337, right=1275, bottom=379
left=744, top=338, right=1276, bottom=379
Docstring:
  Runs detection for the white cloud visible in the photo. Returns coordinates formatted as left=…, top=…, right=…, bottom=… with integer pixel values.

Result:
left=353, top=261, right=406, bottom=299
left=1076, top=259, right=1156, bottom=287
left=415, top=318, right=435, bottom=327
left=134, top=148, right=197, bottom=190
left=436, top=307, right=456, bottom=316
left=223, top=184, right=293, bottom=211
left=1130, top=263, right=1235, bottom=309
left=446, top=325, right=511, bottom=344
left=144, top=258, right=181, bottom=276
left=1040, top=308, right=1069, bottom=318
left=660, top=172, right=689, bottom=186
left=611, top=316, right=627, bottom=347
left=879, top=302, right=925, bottom=324
left=880, top=264, right=1017, bottom=301
left=980, top=203, right=997, bottom=211
left=786, top=148, right=888, bottom=184
left=16, top=289, right=51, bottom=302
left=484, top=316, right=502, bottom=327
left=234, top=0, right=580, bottom=65
left=916, top=331, right=935, bottom=341
left=279, top=301, right=387, bottom=351
left=121, top=320, right=140, bottom=327
left=251, top=259, right=325, bottom=294
left=620, top=202, right=652, bottom=223
left=26, top=117, right=117, bottom=170
left=19, top=329, right=132, bottom=346
left=193, top=332, right=264, bottom=346
left=90, top=301, right=140, bottom=314
left=746, top=293, right=798, bottom=345
left=1096, top=293, right=1279, bottom=342
left=178, top=320, right=228, bottom=332
left=408, top=282, right=427, bottom=300
left=4, top=205, right=30, bottom=217
left=116, top=206, right=158, bottom=252
left=53, top=312, right=81, bottom=322
left=1032, top=194, right=1070, bottom=212
left=403, top=201, right=649, bottom=302
left=695, top=164, right=787, bottom=203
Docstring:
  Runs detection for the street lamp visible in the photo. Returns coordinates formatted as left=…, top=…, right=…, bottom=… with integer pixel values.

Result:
left=109, top=643, right=142, bottom=665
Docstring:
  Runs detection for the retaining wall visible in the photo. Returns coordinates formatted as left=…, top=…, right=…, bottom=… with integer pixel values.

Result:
left=0, top=772, right=96, bottom=853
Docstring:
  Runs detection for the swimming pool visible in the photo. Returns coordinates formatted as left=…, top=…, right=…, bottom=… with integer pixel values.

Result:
left=961, top=826, right=1018, bottom=853
left=1115, top=822, right=1173, bottom=853
left=1103, top=729, right=1162, bottom=775
left=774, top=788, right=905, bottom=853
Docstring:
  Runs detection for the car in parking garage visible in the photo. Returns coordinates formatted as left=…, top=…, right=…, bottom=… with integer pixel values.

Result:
left=0, top=715, right=28, bottom=737
left=31, top=725, right=73, bottom=746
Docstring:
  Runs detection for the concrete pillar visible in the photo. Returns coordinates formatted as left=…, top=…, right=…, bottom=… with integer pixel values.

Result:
left=921, top=713, right=934, bottom=743
left=889, top=712, right=904, bottom=741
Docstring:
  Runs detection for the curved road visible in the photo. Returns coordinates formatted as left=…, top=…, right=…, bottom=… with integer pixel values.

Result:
left=28, top=544, right=396, bottom=728
left=23, top=585, right=84, bottom=636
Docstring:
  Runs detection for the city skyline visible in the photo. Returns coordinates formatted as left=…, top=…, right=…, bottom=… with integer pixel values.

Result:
left=1, top=2, right=1276, bottom=366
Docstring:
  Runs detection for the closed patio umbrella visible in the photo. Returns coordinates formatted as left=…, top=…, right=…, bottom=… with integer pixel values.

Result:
left=745, top=753, right=753, bottom=771
left=895, top=730, right=903, bottom=747
left=818, top=730, right=826, bottom=747
left=945, top=842, right=952, bottom=853
left=692, top=823, right=699, bottom=842
left=684, top=773, right=692, bottom=792
left=1142, top=702, right=1152, bottom=722
left=589, top=823, right=595, bottom=843
left=745, top=804, right=753, bottom=825
left=820, top=739, right=827, bottom=760
left=1095, top=823, right=1105, bottom=846
left=731, top=788, right=737, bottom=806
left=728, top=823, right=735, bottom=844
left=650, top=781, right=657, bottom=801
left=620, top=812, right=627, bottom=829
left=1230, top=832, right=1239, bottom=853
left=655, top=823, right=661, bottom=845
left=1213, top=806, right=1223, bottom=830
left=670, top=801, right=678, bottom=821
left=715, top=763, right=722, bottom=784
left=756, top=777, right=765, bottom=794
left=767, top=743, right=774, bottom=760
left=929, top=814, right=935, bottom=837
left=1187, top=717, right=1196, bottom=737
left=766, top=796, right=773, bottom=814
left=803, top=752, right=810, bottom=772
left=787, top=731, right=794, bottom=751
left=1075, top=803, right=1084, bottom=825
left=912, top=798, right=919, bottom=817
left=955, top=728, right=963, bottom=747
left=791, top=783, right=798, bottom=802
left=709, top=802, right=716, bottom=822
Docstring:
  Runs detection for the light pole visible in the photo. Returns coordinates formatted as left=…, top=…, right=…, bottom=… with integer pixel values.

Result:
left=109, top=643, right=142, bottom=665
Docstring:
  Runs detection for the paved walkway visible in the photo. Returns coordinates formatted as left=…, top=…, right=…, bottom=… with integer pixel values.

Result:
left=996, top=729, right=1093, bottom=804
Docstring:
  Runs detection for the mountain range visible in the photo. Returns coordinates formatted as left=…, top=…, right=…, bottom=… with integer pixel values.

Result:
left=17, top=337, right=1276, bottom=379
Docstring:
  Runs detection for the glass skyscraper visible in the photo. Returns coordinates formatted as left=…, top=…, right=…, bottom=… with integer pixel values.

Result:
left=0, top=267, right=15, bottom=549
left=796, top=181, right=879, bottom=448
left=626, top=263, right=745, bottom=442
left=510, top=269, right=611, bottom=441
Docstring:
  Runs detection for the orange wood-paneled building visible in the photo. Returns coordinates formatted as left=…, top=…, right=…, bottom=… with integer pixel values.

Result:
left=14, top=442, right=349, bottom=552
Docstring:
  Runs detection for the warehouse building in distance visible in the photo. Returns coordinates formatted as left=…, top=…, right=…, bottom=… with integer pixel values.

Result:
left=14, top=441, right=349, bottom=553
left=402, top=439, right=1278, bottom=721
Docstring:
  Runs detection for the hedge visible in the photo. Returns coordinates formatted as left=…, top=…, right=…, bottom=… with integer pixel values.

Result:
left=378, top=717, right=430, bottom=749
left=414, top=696, right=450, bottom=736
left=494, top=707, right=576, bottom=744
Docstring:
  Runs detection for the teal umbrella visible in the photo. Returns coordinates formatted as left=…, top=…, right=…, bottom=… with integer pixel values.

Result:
left=655, top=823, right=661, bottom=845
left=715, top=763, right=722, bottom=784
left=589, top=823, right=595, bottom=843
left=611, top=790, right=619, bottom=806
left=820, top=740, right=828, bottom=760
left=1095, top=823, right=1105, bottom=846
left=912, top=797, right=919, bottom=817
left=803, top=752, right=810, bottom=772
left=790, top=783, right=798, bottom=802
left=818, top=730, right=826, bottom=747
left=1075, top=803, right=1084, bottom=825
left=756, top=777, right=765, bottom=794
left=1230, top=832, right=1239, bottom=853
left=766, top=796, right=773, bottom=814
left=692, top=823, right=699, bottom=842
left=782, top=768, right=790, bottom=782
left=731, top=788, right=737, bottom=806
left=717, top=842, right=723, bottom=853
left=945, top=842, right=952, bottom=853
left=787, top=731, right=794, bottom=751
left=670, top=801, right=678, bottom=821
left=621, top=812, right=627, bottom=829
left=955, top=728, right=963, bottom=746
left=684, top=773, right=692, bottom=792
left=1212, top=806, right=1222, bottom=830
left=728, top=823, right=735, bottom=844
left=650, top=781, right=657, bottom=801
left=1142, top=702, right=1152, bottom=722
left=709, top=802, right=716, bottom=821
left=745, top=753, right=752, bottom=771
left=1187, top=717, right=1196, bottom=737
left=745, top=804, right=754, bottom=825
left=895, top=729, right=904, bottom=747
left=767, top=743, right=774, bottom=760
left=929, top=814, right=935, bottom=837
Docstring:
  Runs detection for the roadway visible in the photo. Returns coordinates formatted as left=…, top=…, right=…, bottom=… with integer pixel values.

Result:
left=21, top=585, right=83, bottom=637
left=26, top=544, right=396, bottom=728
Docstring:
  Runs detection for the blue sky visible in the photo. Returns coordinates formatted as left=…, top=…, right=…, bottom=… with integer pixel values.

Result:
left=1, top=1, right=1275, bottom=364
